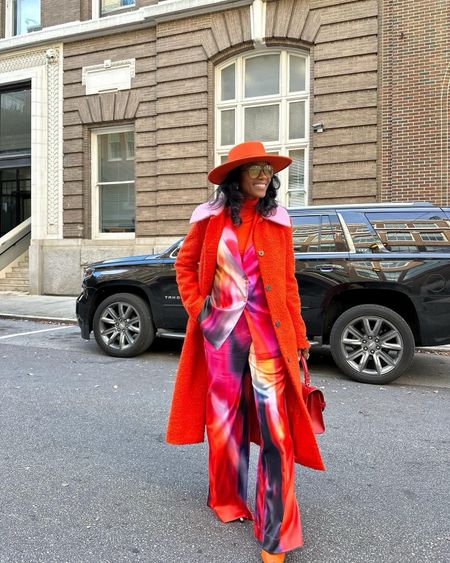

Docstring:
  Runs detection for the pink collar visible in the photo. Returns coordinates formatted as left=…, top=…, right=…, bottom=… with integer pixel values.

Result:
left=190, top=200, right=291, bottom=227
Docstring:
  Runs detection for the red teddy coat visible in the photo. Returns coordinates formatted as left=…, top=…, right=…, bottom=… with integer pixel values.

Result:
left=165, top=205, right=325, bottom=471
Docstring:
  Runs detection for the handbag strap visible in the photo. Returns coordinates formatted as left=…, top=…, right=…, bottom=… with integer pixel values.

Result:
left=300, top=355, right=311, bottom=387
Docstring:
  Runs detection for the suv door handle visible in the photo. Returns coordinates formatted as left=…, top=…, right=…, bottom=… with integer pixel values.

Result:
left=315, top=265, right=337, bottom=272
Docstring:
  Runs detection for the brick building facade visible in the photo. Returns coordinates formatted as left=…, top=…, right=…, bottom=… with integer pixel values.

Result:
left=380, top=0, right=449, bottom=204
left=0, top=0, right=448, bottom=294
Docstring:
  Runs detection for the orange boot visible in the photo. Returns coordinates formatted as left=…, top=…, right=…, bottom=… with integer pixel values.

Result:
left=260, top=550, right=286, bottom=562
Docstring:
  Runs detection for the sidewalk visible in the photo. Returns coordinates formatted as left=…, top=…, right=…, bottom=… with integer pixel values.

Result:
left=0, top=291, right=449, bottom=355
left=0, top=292, right=77, bottom=323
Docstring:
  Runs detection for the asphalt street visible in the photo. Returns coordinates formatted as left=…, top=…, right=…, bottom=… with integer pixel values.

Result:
left=0, top=318, right=449, bottom=563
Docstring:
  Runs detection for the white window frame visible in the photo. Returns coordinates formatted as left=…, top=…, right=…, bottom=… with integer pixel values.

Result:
left=215, top=49, right=310, bottom=208
left=91, top=125, right=135, bottom=240
left=5, top=0, right=41, bottom=38
left=92, top=0, right=100, bottom=19
left=5, top=0, right=13, bottom=37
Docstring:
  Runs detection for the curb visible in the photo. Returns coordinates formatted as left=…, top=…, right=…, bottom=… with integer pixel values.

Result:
left=0, top=313, right=77, bottom=325
left=416, top=347, right=450, bottom=357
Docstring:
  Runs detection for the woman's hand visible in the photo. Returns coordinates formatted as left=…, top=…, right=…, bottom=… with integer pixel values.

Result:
left=298, top=348, right=310, bottom=361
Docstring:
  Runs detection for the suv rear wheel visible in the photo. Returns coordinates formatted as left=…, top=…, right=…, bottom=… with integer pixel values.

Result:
left=93, top=293, right=155, bottom=358
left=330, top=304, right=415, bottom=384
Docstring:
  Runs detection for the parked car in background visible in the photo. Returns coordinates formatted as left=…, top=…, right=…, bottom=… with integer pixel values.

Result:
left=77, top=202, right=450, bottom=384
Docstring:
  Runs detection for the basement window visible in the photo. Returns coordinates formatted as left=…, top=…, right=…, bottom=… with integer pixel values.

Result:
left=100, top=0, right=135, bottom=16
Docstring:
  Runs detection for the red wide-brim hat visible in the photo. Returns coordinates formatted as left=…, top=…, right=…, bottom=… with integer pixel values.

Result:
left=208, top=141, right=292, bottom=185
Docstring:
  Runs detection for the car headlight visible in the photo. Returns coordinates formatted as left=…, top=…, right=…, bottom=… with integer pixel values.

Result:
left=81, top=267, right=95, bottom=289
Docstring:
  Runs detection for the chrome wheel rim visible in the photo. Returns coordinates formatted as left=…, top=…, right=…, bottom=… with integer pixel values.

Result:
left=99, top=302, right=141, bottom=350
left=340, top=315, right=403, bottom=376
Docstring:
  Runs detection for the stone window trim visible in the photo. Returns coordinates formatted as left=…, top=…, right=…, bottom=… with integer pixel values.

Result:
left=215, top=48, right=310, bottom=208
left=0, top=47, right=62, bottom=243
left=82, top=59, right=136, bottom=95
left=90, top=124, right=136, bottom=241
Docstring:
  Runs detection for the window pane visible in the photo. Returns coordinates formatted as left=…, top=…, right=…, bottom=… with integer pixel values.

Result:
left=289, top=55, right=306, bottom=92
left=414, top=222, right=438, bottom=228
left=244, top=105, right=279, bottom=142
left=384, top=223, right=407, bottom=228
left=14, top=0, right=40, bottom=34
left=0, top=167, right=31, bottom=237
left=101, top=0, right=135, bottom=15
left=288, top=149, right=305, bottom=196
left=319, top=235, right=336, bottom=252
left=420, top=232, right=445, bottom=241
left=221, top=110, right=235, bottom=146
left=221, top=64, right=235, bottom=101
left=100, top=183, right=135, bottom=233
left=0, top=88, right=31, bottom=153
left=245, top=55, right=280, bottom=97
left=98, top=131, right=134, bottom=182
left=289, top=101, right=305, bottom=139
left=342, top=211, right=384, bottom=254
left=108, top=133, right=121, bottom=160
left=288, top=191, right=305, bottom=207
left=293, top=215, right=346, bottom=252
left=291, top=216, right=320, bottom=252
left=386, top=232, right=414, bottom=241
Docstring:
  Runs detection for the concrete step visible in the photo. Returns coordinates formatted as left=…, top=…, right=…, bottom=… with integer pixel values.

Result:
left=0, top=276, right=29, bottom=284
left=5, top=271, right=29, bottom=279
left=0, top=279, right=29, bottom=287
left=0, top=291, right=29, bottom=295
left=0, top=250, right=30, bottom=292
left=0, top=288, right=29, bottom=293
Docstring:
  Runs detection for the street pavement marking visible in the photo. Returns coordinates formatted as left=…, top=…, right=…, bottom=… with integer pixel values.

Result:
left=0, top=326, right=74, bottom=340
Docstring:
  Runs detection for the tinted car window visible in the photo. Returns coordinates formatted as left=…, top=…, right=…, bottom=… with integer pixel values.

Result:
left=341, top=211, right=384, bottom=253
left=366, top=210, right=450, bottom=252
left=291, top=214, right=347, bottom=252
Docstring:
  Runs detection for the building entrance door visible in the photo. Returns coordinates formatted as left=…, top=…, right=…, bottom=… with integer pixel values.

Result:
left=0, top=167, right=31, bottom=238
left=0, top=81, right=32, bottom=239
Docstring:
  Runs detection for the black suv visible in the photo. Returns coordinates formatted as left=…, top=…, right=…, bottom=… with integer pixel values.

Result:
left=76, top=202, right=450, bottom=384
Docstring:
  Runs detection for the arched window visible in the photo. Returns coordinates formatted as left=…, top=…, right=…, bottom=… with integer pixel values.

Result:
left=216, top=50, right=309, bottom=207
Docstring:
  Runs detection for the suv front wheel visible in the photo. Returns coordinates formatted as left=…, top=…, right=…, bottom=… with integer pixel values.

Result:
left=93, top=293, right=155, bottom=358
left=330, top=304, right=415, bottom=384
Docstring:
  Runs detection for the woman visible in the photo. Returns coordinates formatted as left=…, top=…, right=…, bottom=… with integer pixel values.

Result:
left=166, top=141, right=325, bottom=562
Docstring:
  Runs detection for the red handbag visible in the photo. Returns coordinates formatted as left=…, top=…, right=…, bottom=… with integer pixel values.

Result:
left=300, top=355, right=326, bottom=434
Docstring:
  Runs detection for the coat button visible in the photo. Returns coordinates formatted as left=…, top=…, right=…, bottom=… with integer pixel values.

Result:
left=286, top=356, right=290, bottom=363
left=265, top=285, right=271, bottom=291
left=274, top=320, right=281, bottom=328
left=258, top=250, right=264, bottom=256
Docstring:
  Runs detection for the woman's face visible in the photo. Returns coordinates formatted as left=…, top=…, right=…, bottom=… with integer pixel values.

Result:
left=238, top=161, right=273, bottom=199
